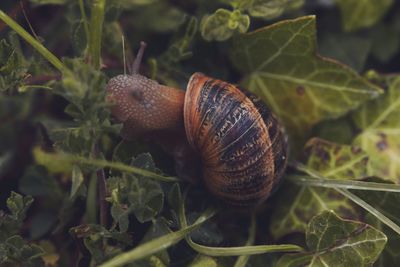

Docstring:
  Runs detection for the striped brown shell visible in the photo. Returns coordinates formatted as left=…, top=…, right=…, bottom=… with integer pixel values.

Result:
left=184, top=73, right=288, bottom=206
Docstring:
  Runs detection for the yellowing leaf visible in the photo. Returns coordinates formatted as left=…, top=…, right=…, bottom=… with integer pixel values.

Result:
left=353, top=76, right=400, bottom=183
left=231, top=16, right=382, bottom=150
left=337, top=0, right=393, bottom=32
left=304, top=138, right=370, bottom=180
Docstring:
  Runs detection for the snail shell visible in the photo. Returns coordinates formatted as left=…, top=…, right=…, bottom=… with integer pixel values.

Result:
left=184, top=73, right=288, bottom=206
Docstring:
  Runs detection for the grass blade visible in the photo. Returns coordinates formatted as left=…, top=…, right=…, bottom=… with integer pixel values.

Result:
left=336, top=188, right=400, bottom=235
left=99, top=209, right=215, bottom=267
left=0, top=9, right=68, bottom=74
left=288, top=175, right=400, bottom=192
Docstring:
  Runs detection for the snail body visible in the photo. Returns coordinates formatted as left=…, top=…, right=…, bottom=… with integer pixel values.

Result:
left=106, top=43, right=288, bottom=206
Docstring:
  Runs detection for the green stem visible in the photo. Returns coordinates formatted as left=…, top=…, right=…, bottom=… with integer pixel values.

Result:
left=234, top=212, right=256, bottom=267
left=88, top=0, right=106, bottom=69
left=34, top=147, right=179, bottom=182
left=86, top=174, right=98, bottom=224
left=0, top=9, right=68, bottom=74
left=78, top=0, right=90, bottom=47
left=178, top=193, right=302, bottom=256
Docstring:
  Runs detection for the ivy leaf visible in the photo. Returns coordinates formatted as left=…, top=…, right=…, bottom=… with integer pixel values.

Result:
left=303, top=138, right=370, bottom=180
left=277, top=210, right=387, bottom=267
left=269, top=182, right=357, bottom=239
left=246, top=0, right=304, bottom=19
left=201, top=9, right=250, bottom=41
left=354, top=184, right=400, bottom=265
left=336, top=0, right=393, bottom=32
left=230, top=16, right=382, bottom=149
left=352, top=76, right=400, bottom=183
left=270, top=138, right=366, bottom=239
left=108, top=153, right=164, bottom=230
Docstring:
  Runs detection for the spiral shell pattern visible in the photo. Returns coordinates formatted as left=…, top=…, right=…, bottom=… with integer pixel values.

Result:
left=184, top=73, right=288, bottom=206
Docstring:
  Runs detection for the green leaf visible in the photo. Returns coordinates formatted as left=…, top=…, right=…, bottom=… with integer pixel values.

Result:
left=269, top=182, right=358, bottom=239
left=246, top=0, right=304, bottom=19
left=277, top=210, right=387, bottom=267
left=201, top=9, right=250, bottom=41
left=354, top=185, right=400, bottom=265
left=336, top=0, right=393, bottom=32
left=108, top=154, right=164, bottom=229
left=0, top=235, right=45, bottom=266
left=319, top=33, right=371, bottom=72
left=70, top=224, right=131, bottom=263
left=352, top=76, right=400, bottom=183
left=230, top=16, right=382, bottom=150
left=303, top=138, right=369, bottom=180
left=0, top=36, right=28, bottom=92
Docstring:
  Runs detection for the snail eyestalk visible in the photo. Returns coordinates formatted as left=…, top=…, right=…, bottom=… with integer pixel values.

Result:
left=131, top=41, right=147, bottom=74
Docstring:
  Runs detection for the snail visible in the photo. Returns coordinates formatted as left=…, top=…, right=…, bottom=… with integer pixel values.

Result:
left=106, top=42, right=288, bottom=206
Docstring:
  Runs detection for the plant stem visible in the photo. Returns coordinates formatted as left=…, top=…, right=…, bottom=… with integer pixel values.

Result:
left=87, top=174, right=98, bottom=224
left=88, top=0, right=106, bottom=69
left=0, top=9, right=68, bottom=74
left=94, top=144, right=108, bottom=227
left=78, top=0, right=90, bottom=47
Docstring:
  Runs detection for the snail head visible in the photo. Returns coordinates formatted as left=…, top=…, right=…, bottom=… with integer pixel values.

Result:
left=106, top=42, right=185, bottom=138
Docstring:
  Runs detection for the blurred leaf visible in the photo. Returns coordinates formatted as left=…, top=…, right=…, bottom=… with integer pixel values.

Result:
left=319, top=33, right=371, bottom=72
left=336, top=0, right=393, bottom=32
left=353, top=76, right=400, bottom=183
left=303, top=138, right=369, bottom=180
left=108, top=153, right=164, bottom=230
left=0, top=235, right=45, bottom=266
left=231, top=16, right=381, bottom=151
left=19, top=165, right=62, bottom=197
left=158, top=16, right=198, bottom=67
left=246, top=0, right=304, bottom=19
left=29, top=0, right=68, bottom=5
left=277, top=210, right=387, bottom=267
left=188, top=254, right=218, bottom=267
left=126, top=1, right=185, bottom=33
left=201, top=9, right=250, bottom=41
left=369, top=17, right=400, bottom=63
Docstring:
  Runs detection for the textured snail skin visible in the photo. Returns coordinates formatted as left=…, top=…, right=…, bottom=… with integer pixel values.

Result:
left=184, top=73, right=288, bottom=206
left=106, top=72, right=288, bottom=206
left=106, top=74, right=185, bottom=138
